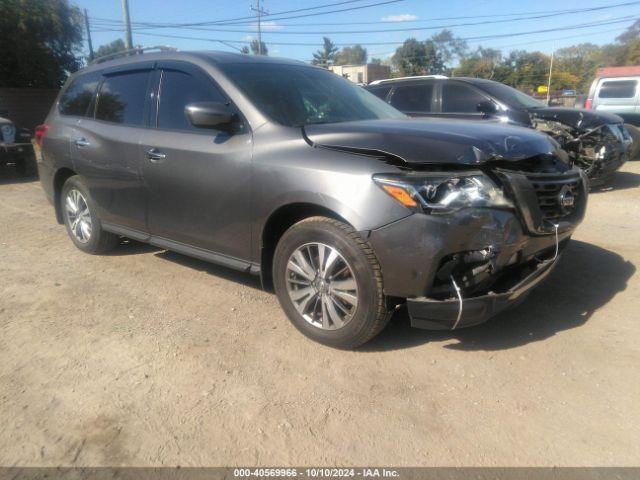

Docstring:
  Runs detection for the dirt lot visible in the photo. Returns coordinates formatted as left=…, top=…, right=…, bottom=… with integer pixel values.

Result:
left=1, top=163, right=639, bottom=467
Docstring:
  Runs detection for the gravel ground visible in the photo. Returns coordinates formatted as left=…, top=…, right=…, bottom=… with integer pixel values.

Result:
left=0, top=163, right=639, bottom=467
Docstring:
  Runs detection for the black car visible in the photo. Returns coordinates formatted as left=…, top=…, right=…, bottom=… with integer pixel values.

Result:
left=365, top=76, right=632, bottom=184
left=0, top=114, right=36, bottom=177
left=39, top=50, right=587, bottom=348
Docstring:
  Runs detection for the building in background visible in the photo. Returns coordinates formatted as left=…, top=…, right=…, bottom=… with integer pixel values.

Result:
left=329, top=64, right=391, bottom=84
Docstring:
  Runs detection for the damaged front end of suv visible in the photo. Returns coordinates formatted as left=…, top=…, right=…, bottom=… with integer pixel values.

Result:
left=528, top=108, right=631, bottom=186
left=304, top=118, right=588, bottom=330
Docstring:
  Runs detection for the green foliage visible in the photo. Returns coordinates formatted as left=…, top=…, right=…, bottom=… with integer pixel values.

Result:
left=249, top=40, right=268, bottom=55
left=334, top=44, right=367, bottom=65
left=312, top=37, right=338, bottom=66
left=431, top=29, right=468, bottom=66
left=93, top=39, right=126, bottom=61
left=0, top=0, right=84, bottom=88
left=454, top=47, right=502, bottom=79
left=391, top=38, right=444, bottom=77
left=452, top=20, right=640, bottom=94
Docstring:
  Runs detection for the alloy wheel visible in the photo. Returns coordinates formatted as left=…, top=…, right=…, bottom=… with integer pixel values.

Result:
left=285, top=242, right=358, bottom=330
left=64, top=189, right=92, bottom=244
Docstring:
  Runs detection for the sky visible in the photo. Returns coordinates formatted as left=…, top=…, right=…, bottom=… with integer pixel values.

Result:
left=76, top=0, right=640, bottom=63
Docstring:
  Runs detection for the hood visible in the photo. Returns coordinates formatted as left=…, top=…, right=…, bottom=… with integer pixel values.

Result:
left=303, top=118, right=559, bottom=165
left=527, top=107, right=623, bottom=130
left=0, top=117, right=12, bottom=126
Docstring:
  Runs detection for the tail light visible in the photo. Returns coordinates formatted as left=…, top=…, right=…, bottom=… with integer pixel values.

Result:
left=584, top=98, right=593, bottom=109
left=34, top=124, right=49, bottom=147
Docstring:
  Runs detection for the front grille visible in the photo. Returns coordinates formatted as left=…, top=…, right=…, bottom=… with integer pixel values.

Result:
left=527, top=173, right=581, bottom=221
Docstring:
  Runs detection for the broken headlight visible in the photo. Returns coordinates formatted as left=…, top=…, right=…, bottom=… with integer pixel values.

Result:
left=373, top=171, right=513, bottom=214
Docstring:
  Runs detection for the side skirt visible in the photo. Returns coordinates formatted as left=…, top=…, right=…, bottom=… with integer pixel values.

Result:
left=101, top=221, right=260, bottom=275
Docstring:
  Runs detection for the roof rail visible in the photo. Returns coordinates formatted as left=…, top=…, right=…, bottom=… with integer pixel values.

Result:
left=369, top=74, right=448, bottom=85
left=89, top=45, right=179, bottom=65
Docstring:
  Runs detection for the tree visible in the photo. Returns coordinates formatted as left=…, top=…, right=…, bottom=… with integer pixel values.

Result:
left=0, top=0, right=84, bottom=88
left=617, top=19, right=640, bottom=44
left=495, top=50, right=550, bottom=92
left=391, top=38, right=443, bottom=77
left=93, top=39, right=126, bottom=61
left=250, top=40, right=268, bottom=55
left=240, top=46, right=250, bottom=54
left=312, top=37, right=338, bottom=67
left=430, top=29, right=468, bottom=68
left=454, top=47, right=502, bottom=79
left=334, top=44, right=367, bottom=65
left=554, top=43, right=602, bottom=93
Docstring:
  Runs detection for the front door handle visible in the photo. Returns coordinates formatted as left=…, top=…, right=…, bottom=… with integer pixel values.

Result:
left=147, top=148, right=166, bottom=162
left=74, top=138, right=90, bottom=148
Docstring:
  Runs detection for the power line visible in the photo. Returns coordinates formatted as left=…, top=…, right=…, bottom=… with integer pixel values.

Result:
left=98, top=2, right=640, bottom=35
left=92, top=0, right=640, bottom=33
left=89, top=0, right=403, bottom=29
left=95, top=15, right=638, bottom=47
left=365, top=25, right=632, bottom=60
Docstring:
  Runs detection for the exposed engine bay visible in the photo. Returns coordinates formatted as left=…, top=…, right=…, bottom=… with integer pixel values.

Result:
left=530, top=113, right=631, bottom=184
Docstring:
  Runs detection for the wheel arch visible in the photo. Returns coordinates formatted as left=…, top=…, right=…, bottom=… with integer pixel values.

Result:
left=259, top=202, right=352, bottom=290
left=53, top=167, right=77, bottom=224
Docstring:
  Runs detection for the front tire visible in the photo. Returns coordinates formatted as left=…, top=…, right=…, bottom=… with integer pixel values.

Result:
left=61, top=176, right=119, bottom=254
left=625, top=123, right=640, bottom=160
left=273, top=216, right=389, bottom=349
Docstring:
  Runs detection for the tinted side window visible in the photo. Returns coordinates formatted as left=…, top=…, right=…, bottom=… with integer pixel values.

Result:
left=95, top=71, right=150, bottom=125
left=59, top=72, right=101, bottom=116
left=391, top=84, right=433, bottom=112
left=366, top=86, right=392, bottom=101
left=598, top=80, right=637, bottom=99
left=158, top=69, right=226, bottom=131
left=442, top=83, right=487, bottom=113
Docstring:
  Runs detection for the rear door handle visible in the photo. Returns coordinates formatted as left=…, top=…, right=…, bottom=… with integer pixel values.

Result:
left=74, top=138, right=90, bottom=148
left=147, top=148, right=166, bottom=162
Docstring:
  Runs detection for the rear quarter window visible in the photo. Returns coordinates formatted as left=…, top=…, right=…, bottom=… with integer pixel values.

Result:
left=58, top=72, right=101, bottom=116
left=95, top=71, right=150, bottom=126
left=598, top=80, right=637, bottom=99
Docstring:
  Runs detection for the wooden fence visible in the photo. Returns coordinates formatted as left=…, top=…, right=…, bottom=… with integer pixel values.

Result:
left=0, top=88, right=59, bottom=131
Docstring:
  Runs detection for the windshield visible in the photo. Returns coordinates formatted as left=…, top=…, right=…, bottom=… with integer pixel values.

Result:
left=220, top=63, right=405, bottom=127
left=478, top=81, right=546, bottom=110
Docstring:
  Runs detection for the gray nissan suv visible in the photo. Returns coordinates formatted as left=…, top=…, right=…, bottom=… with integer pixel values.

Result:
left=38, top=51, right=587, bottom=348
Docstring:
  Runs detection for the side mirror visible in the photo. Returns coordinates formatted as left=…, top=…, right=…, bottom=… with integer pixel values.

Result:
left=185, top=102, right=237, bottom=131
left=477, top=100, right=498, bottom=115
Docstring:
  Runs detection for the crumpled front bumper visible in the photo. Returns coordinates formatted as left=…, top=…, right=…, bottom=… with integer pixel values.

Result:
left=407, top=256, right=558, bottom=330
left=587, top=124, right=631, bottom=185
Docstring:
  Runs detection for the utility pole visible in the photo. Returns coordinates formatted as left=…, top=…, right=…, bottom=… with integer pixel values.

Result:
left=546, top=48, right=554, bottom=105
left=121, top=0, right=133, bottom=50
left=251, top=0, right=268, bottom=55
left=84, top=9, right=94, bottom=61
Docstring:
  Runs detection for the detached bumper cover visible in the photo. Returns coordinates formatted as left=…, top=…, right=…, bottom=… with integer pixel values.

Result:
left=407, top=256, right=558, bottom=330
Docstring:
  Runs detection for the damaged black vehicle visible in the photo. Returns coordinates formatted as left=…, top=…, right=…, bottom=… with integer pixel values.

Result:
left=40, top=52, right=588, bottom=348
left=366, top=76, right=632, bottom=185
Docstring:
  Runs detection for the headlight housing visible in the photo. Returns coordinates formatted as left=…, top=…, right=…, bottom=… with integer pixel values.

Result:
left=373, top=171, right=513, bottom=214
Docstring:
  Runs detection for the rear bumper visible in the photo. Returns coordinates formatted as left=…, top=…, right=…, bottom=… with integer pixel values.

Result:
left=407, top=255, right=558, bottom=330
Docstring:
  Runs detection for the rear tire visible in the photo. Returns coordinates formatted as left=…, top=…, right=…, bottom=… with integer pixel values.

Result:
left=61, top=175, right=119, bottom=254
left=273, top=216, right=389, bottom=349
